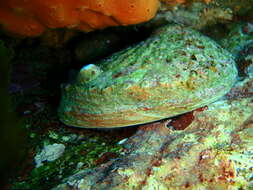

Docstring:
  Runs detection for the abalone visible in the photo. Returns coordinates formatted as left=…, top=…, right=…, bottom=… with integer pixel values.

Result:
left=58, top=25, right=237, bottom=128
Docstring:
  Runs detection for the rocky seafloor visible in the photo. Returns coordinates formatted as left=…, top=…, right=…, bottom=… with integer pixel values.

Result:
left=1, top=2, right=253, bottom=190
left=54, top=22, right=253, bottom=189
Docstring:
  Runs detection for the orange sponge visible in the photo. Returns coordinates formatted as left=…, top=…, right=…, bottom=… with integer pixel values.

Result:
left=161, top=0, right=212, bottom=6
left=30, top=0, right=79, bottom=28
left=0, top=7, right=45, bottom=37
left=104, top=0, right=159, bottom=25
left=0, top=0, right=159, bottom=37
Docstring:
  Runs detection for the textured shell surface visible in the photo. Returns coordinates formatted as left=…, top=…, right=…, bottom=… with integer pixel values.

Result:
left=58, top=24, right=237, bottom=128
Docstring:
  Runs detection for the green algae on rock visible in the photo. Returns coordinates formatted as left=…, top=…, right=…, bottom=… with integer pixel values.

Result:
left=53, top=84, right=253, bottom=190
left=58, top=24, right=237, bottom=128
left=220, top=22, right=253, bottom=57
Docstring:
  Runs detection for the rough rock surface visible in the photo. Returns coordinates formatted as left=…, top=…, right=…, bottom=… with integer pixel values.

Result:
left=220, top=22, right=253, bottom=57
left=237, top=42, right=253, bottom=78
left=152, top=0, right=253, bottom=30
left=53, top=75, right=253, bottom=190
left=58, top=24, right=237, bottom=128
left=52, top=25, right=253, bottom=189
left=35, top=143, right=66, bottom=168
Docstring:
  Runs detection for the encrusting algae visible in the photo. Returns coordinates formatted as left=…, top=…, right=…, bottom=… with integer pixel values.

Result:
left=58, top=24, right=237, bottom=128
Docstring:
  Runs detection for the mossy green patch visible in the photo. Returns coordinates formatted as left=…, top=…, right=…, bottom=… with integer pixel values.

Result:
left=12, top=129, right=122, bottom=190
left=6, top=41, right=123, bottom=190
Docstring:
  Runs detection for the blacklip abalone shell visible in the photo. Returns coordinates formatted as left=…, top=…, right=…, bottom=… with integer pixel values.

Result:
left=58, top=25, right=237, bottom=128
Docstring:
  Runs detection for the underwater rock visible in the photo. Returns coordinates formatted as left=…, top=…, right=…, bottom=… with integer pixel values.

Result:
left=53, top=72, right=253, bottom=190
left=35, top=143, right=65, bottom=168
left=147, top=0, right=253, bottom=32
left=220, top=22, right=253, bottom=57
left=237, top=42, right=253, bottom=77
left=74, top=27, right=150, bottom=63
left=58, top=24, right=237, bottom=128
left=219, top=22, right=253, bottom=79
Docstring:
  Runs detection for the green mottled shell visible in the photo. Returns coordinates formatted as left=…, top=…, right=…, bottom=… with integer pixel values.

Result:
left=58, top=25, right=237, bottom=128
